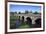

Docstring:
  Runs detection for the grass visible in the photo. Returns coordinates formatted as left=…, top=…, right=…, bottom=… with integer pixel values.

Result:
left=10, top=15, right=32, bottom=29
left=19, top=24, right=30, bottom=28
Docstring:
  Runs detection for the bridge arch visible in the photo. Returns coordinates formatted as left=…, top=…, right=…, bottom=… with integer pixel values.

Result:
left=35, top=18, right=41, bottom=27
left=26, top=17, right=32, bottom=23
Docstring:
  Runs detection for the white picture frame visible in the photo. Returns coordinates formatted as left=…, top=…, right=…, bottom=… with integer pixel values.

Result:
left=6, top=1, right=45, bottom=33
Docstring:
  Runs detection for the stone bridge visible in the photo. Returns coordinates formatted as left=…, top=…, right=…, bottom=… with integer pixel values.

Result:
left=14, top=13, right=41, bottom=24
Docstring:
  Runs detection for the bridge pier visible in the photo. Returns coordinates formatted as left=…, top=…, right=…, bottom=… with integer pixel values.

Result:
left=32, top=19, right=36, bottom=24
left=16, top=15, right=40, bottom=25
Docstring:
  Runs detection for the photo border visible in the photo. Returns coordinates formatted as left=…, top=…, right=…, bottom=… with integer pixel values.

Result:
left=5, top=0, right=45, bottom=34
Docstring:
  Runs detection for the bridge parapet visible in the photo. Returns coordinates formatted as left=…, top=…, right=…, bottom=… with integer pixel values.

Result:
left=13, top=13, right=41, bottom=24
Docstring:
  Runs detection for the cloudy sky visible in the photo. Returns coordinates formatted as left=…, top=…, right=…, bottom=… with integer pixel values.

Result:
left=10, top=4, right=41, bottom=13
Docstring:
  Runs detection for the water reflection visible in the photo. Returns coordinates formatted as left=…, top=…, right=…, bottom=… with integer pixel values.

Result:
left=15, top=19, right=21, bottom=28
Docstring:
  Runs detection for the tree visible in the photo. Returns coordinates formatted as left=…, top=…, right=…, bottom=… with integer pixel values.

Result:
left=30, top=11, right=32, bottom=13
left=15, top=12, right=17, bottom=14
left=25, top=10, right=29, bottom=14
left=18, top=12, right=21, bottom=14
left=34, top=11, right=38, bottom=14
left=10, top=12, right=14, bottom=15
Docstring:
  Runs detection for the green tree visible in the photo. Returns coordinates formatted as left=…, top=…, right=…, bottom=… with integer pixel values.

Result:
left=30, top=11, right=32, bottom=13
left=10, top=12, right=14, bottom=15
left=34, top=11, right=38, bottom=14
left=15, top=12, right=17, bottom=14
left=25, top=10, right=29, bottom=14
left=18, top=12, right=21, bottom=14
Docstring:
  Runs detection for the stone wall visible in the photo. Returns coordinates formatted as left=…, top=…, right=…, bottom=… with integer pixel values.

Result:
left=13, top=13, right=41, bottom=24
